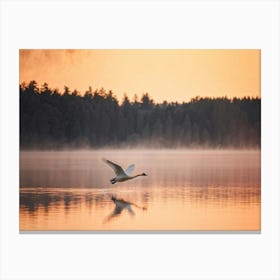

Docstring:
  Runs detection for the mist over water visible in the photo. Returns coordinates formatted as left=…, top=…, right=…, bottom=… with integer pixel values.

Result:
left=20, top=149, right=260, bottom=231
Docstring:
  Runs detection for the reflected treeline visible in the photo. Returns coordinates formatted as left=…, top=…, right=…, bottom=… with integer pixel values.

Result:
left=20, top=81, right=260, bottom=149
left=20, top=190, right=107, bottom=214
left=20, top=185, right=260, bottom=216
left=156, top=185, right=260, bottom=206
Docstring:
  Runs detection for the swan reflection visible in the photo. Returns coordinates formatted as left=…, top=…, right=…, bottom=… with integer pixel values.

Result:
left=104, top=196, right=147, bottom=223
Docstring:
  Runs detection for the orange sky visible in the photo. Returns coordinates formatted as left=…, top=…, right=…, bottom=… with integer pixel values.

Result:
left=19, top=49, right=260, bottom=103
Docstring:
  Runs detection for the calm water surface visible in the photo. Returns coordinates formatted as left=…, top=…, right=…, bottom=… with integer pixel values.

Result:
left=20, top=150, right=260, bottom=231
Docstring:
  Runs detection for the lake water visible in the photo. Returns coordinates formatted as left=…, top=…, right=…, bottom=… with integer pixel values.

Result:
left=20, top=150, right=261, bottom=231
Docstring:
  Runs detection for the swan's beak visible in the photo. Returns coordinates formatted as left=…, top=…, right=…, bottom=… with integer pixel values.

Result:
left=143, top=173, right=147, bottom=176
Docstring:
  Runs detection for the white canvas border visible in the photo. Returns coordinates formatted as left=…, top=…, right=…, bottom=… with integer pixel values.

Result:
left=0, top=0, right=279, bottom=280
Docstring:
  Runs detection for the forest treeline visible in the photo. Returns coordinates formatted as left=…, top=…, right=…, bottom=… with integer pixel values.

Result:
left=20, top=81, right=261, bottom=149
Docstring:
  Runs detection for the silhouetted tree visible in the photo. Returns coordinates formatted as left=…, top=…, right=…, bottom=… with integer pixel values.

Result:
left=20, top=81, right=261, bottom=149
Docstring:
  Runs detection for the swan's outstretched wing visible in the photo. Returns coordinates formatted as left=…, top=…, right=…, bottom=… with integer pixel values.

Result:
left=124, top=164, right=135, bottom=176
left=103, top=205, right=124, bottom=223
left=127, top=205, right=135, bottom=216
left=103, top=159, right=124, bottom=175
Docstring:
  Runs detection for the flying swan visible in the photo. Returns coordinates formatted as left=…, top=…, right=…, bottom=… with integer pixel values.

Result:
left=102, top=158, right=147, bottom=184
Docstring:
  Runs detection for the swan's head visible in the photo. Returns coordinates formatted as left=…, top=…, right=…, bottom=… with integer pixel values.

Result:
left=111, top=196, right=116, bottom=202
left=142, top=173, right=147, bottom=176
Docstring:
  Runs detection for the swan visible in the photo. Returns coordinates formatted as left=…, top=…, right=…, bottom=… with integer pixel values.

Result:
left=102, top=158, right=147, bottom=184
left=104, top=196, right=147, bottom=223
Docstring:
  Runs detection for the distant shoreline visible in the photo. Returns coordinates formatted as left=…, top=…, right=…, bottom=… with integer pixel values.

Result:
left=20, top=147, right=261, bottom=152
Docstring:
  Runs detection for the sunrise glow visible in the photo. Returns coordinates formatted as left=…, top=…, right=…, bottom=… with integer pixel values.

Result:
left=19, top=49, right=260, bottom=103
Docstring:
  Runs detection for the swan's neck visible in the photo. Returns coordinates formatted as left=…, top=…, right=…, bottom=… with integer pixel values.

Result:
left=132, top=174, right=144, bottom=179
